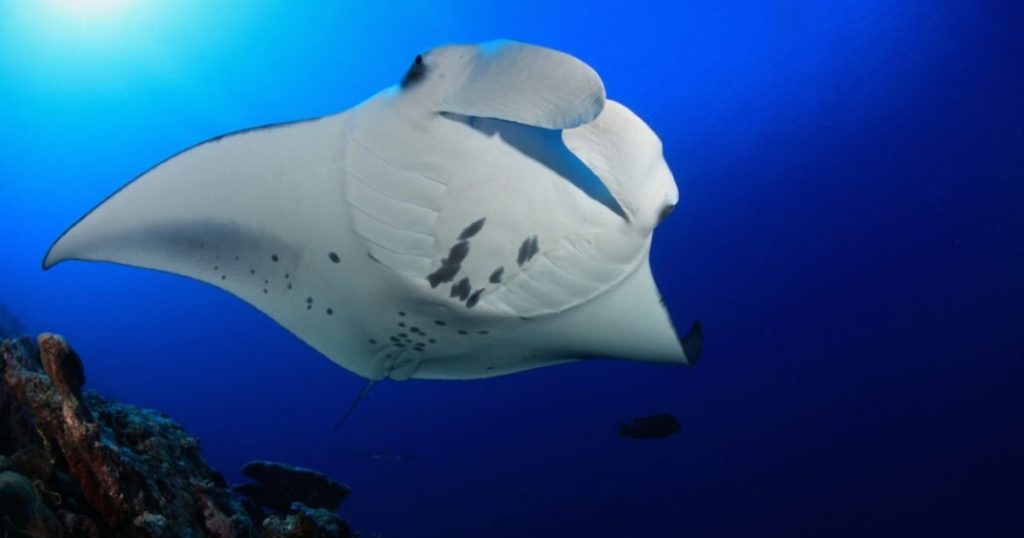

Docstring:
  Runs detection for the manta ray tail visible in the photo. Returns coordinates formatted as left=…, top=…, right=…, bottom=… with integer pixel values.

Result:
left=333, top=378, right=377, bottom=432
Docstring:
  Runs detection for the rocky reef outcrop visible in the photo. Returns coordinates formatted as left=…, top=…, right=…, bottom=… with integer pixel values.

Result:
left=0, top=333, right=355, bottom=537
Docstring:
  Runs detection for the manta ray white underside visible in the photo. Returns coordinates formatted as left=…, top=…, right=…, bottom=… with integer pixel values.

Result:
left=44, top=40, right=702, bottom=380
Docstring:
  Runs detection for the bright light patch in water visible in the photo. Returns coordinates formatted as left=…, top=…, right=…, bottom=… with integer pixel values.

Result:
left=48, top=0, right=137, bottom=19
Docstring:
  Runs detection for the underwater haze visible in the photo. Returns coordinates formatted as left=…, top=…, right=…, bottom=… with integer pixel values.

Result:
left=1, top=1, right=1022, bottom=536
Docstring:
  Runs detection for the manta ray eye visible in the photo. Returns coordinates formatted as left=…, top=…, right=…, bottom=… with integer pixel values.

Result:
left=657, top=204, right=676, bottom=225
left=401, top=54, right=427, bottom=88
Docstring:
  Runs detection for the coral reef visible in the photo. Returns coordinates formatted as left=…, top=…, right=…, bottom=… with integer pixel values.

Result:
left=235, top=461, right=351, bottom=513
left=0, top=333, right=355, bottom=537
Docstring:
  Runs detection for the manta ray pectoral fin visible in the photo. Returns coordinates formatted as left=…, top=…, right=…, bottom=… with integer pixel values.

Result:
left=526, top=255, right=698, bottom=367
left=425, top=40, right=606, bottom=130
left=41, top=112, right=384, bottom=379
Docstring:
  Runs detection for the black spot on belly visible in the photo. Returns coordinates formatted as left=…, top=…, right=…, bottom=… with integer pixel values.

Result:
left=221, top=275, right=226, bottom=280
left=398, top=311, right=406, bottom=317
left=458, top=330, right=468, bottom=335
left=466, top=288, right=484, bottom=309
left=434, top=320, right=446, bottom=326
left=306, top=297, right=313, bottom=303
left=428, top=338, right=436, bottom=344
left=450, top=278, right=471, bottom=301
left=489, top=266, right=504, bottom=284
left=427, top=241, right=471, bottom=288
left=328, top=252, right=340, bottom=263
left=398, top=322, right=406, bottom=328
left=516, top=235, right=540, bottom=266
left=250, top=269, right=256, bottom=275
left=458, top=218, right=486, bottom=240
left=271, top=254, right=279, bottom=262
left=368, top=339, right=377, bottom=345
left=326, top=308, right=333, bottom=315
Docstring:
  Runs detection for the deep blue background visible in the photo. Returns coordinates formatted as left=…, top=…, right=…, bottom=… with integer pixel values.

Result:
left=1, top=1, right=1021, bottom=536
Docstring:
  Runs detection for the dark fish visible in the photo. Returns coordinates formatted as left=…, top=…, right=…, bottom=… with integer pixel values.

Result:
left=619, top=413, right=680, bottom=440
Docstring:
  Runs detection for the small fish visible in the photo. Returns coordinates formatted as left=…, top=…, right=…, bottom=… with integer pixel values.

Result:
left=619, top=413, right=680, bottom=440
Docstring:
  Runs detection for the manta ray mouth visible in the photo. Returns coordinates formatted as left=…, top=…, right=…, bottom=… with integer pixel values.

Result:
left=442, top=112, right=630, bottom=221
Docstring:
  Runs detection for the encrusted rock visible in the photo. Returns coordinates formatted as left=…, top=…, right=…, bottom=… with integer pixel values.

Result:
left=262, top=503, right=354, bottom=538
left=1, top=332, right=358, bottom=537
left=237, top=461, right=351, bottom=513
left=38, top=332, right=86, bottom=397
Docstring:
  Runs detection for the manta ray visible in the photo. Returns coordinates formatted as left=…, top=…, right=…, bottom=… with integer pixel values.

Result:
left=44, top=40, right=702, bottom=381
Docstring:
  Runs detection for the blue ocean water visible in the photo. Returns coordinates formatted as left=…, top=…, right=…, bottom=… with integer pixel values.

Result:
left=1, top=1, right=1021, bottom=536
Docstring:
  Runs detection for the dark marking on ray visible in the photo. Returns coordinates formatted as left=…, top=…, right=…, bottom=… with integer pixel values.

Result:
left=487, top=366, right=495, bottom=371
left=285, top=273, right=290, bottom=279
left=306, top=305, right=312, bottom=310
left=287, top=283, right=292, bottom=289
left=448, top=241, right=470, bottom=265
left=262, top=289, right=268, bottom=294
left=390, top=336, right=400, bottom=342
left=458, top=218, right=486, bottom=240
left=264, top=279, right=269, bottom=285
left=221, top=275, right=226, bottom=280
left=214, top=265, right=219, bottom=271
left=395, top=343, right=406, bottom=348
left=250, top=269, right=256, bottom=275
left=458, top=330, right=468, bottom=335
left=410, top=326, right=421, bottom=333
left=398, top=322, right=406, bottom=327
left=398, top=311, right=406, bottom=317
left=401, top=53, right=427, bottom=88
left=271, top=254, right=279, bottom=262
left=367, top=252, right=383, bottom=265
left=489, top=266, right=504, bottom=284
left=306, top=297, right=313, bottom=303
left=478, top=330, right=489, bottom=335
left=329, top=252, right=340, bottom=263
left=326, top=308, right=333, bottom=315
left=427, top=241, right=470, bottom=287
left=398, top=333, right=408, bottom=338
left=427, top=264, right=458, bottom=288
left=466, top=288, right=484, bottom=309
left=368, top=339, right=377, bottom=345
left=434, top=320, right=447, bottom=326
left=428, top=338, right=436, bottom=344
left=517, top=235, right=540, bottom=266
left=450, top=277, right=471, bottom=301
